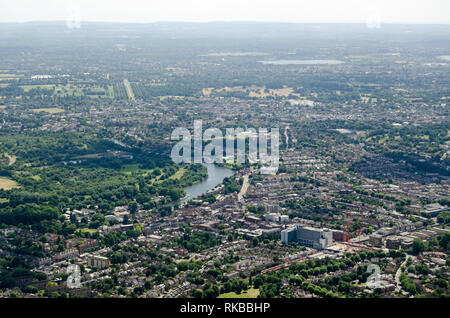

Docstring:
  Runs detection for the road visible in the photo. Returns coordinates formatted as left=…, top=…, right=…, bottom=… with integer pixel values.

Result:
left=238, top=174, right=249, bottom=202
left=123, top=79, right=135, bottom=101
left=284, top=126, right=290, bottom=150
left=395, top=255, right=414, bottom=293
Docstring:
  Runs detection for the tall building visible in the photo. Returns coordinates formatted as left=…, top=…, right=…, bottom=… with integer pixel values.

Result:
left=332, top=230, right=346, bottom=242
left=281, top=228, right=297, bottom=244
left=281, top=225, right=333, bottom=249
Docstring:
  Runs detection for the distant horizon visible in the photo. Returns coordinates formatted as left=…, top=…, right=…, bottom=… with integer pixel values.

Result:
left=1, top=0, right=449, bottom=25
left=1, top=20, right=450, bottom=26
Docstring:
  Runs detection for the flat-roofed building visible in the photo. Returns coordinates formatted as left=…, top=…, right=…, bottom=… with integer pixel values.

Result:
left=281, top=227, right=297, bottom=244
left=281, top=225, right=332, bottom=249
left=369, top=234, right=383, bottom=247
left=87, top=255, right=110, bottom=269
left=332, top=230, right=346, bottom=242
left=386, top=237, right=401, bottom=250
left=296, top=226, right=333, bottom=250
left=422, top=203, right=448, bottom=217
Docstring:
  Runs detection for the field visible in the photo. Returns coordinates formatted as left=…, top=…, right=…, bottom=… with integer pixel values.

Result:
left=76, top=228, right=98, bottom=234
left=207, top=85, right=300, bottom=98
left=120, top=164, right=153, bottom=176
left=31, top=108, right=65, bottom=114
left=20, top=84, right=56, bottom=92
left=217, top=288, right=260, bottom=298
left=0, top=177, right=19, bottom=190
left=248, top=86, right=296, bottom=98
left=31, top=175, right=41, bottom=181
left=202, top=88, right=214, bottom=96
left=168, top=168, right=186, bottom=180
left=16, top=84, right=112, bottom=98
left=0, top=73, right=22, bottom=80
left=119, top=164, right=187, bottom=184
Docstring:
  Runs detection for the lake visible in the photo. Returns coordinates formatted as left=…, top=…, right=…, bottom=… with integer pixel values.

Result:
left=258, top=59, right=344, bottom=65
left=181, top=164, right=234, bottom=203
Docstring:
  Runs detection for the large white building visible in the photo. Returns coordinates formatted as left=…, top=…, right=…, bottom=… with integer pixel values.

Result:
left=281, top=225, right=333, bottom=249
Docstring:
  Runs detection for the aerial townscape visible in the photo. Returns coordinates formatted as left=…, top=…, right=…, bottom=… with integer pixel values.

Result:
left=0, top=21, right=448, bottom=300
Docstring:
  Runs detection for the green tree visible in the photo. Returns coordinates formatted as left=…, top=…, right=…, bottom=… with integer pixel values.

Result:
left=412, top=238, right=426, bottom=255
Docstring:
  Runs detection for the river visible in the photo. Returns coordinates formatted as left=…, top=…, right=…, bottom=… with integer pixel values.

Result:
left=181, top=164, right=234, bottom=203
left=107, top=139, right=234, bottom=205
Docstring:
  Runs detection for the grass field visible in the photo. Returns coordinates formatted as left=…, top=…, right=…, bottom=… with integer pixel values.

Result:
left=20, top=84, right=56, bottom=92
left=77, top=228, right=98, bottom=234
left=202, top=88, right=214, bottom=96
left=53, top=84, right=84, bottom=97
left=0, top=73, right=22, bottom=80
left=120, top=164, right=153, bottom=176
left=118, top=164, right=189, bottom=185
left=218, top=288, right=260, bottom=298
left=31, top=175, right=41, bottom=181
left=19, top=84, right=111, bottom=98
left=248, top=86, right=295, bottom=98
left=120, top=164, right=187, bottom=184
left=168, top=168, right=186, bottom=180
left=31, top=108, right=65, bottom=114
left=0, top=177, right=19, bottom=190
left=209, top=85, right=300, bottom=98
left=72, top=153, right=103, bottom=160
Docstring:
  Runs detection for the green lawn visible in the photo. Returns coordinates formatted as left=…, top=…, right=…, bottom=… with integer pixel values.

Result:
left=31, top=175, right=41, bottom=181
left=20, top=84, right=56, bottom=92
left=218, top=288, right=260, bottom=298
left=168, top=168, right=186, bottom=180
left=31, top=108, right=65, bottom=114
left=77, top=228, right=98, bottom=234
left=120, top=164, right=153, bottom=176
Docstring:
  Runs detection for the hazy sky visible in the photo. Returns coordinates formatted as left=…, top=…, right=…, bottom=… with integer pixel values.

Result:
left=0, top=0, right=449, bottom=24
